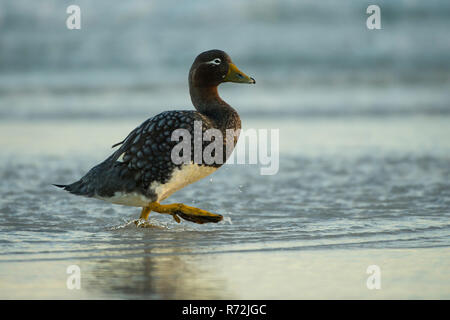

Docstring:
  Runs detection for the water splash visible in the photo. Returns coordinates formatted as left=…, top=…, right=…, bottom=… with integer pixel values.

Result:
left=222, top=216, right=233, bottom=225
left=109, top=219, right=169, bottom=230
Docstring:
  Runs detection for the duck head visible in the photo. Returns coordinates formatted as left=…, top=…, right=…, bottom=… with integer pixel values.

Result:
left=189, top=50, right=255, bottom=88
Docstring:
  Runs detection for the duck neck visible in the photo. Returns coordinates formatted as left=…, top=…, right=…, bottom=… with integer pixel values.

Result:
left=189, top=85, right=240, bottom=128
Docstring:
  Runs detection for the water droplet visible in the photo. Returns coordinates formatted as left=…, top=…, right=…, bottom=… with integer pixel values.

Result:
left=222, top=216, right=233, bottom=225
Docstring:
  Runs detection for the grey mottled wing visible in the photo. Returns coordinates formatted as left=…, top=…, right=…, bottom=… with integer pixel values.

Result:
left=59, top=110, right=213, bottom=199
left=110, top=110, right=212, bottom=190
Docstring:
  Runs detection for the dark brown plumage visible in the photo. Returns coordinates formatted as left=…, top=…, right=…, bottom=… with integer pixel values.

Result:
left=55, top=49, right=255, bottom=214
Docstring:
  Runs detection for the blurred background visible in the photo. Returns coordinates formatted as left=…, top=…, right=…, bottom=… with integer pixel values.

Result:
left=1, top=0, right=449, bottom=119
left=0, top=0, right=449, bottom=299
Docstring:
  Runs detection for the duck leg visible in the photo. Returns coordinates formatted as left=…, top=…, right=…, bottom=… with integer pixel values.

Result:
left=148, top=202, right=223, bottom=224
left=133, top=206, right=152, bottom=227
left=139, top=207, right=151, bottom=220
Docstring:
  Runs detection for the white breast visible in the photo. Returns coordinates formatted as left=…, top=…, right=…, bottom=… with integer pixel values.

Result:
left=151, top=163, right=217, bottom=202
left=95, top=163, right=217, bottom=207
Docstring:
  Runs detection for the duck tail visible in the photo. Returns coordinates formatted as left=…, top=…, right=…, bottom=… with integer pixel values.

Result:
left=53, top=180, right=91, bottom=196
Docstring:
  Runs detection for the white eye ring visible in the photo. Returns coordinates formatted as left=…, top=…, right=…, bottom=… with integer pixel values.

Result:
left=207, top=58, right=221, bottom=66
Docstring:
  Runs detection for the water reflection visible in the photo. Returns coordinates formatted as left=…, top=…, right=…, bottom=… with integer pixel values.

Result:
left=87, top=245, right=230, bottom=299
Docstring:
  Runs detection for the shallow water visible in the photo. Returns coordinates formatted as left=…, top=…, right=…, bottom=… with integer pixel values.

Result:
left=0, top=116, right=449, bottom=299
left=2, top=116, right=450, bottom=253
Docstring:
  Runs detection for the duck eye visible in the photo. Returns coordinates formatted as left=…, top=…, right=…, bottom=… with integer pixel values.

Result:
left=207, top=58, right=221, bottom=66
